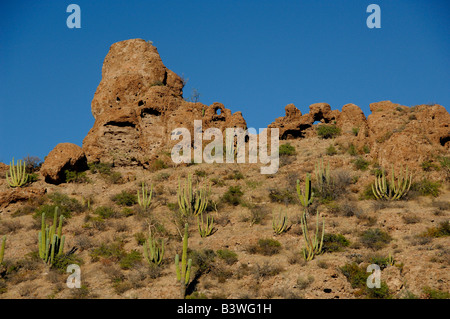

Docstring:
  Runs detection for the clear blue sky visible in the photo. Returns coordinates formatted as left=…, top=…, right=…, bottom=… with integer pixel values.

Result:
left=1, top=0, right=449, bottom=163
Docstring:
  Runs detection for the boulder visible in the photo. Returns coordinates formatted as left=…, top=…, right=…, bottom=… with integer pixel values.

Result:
left=41, top=143, right=87, bottom=184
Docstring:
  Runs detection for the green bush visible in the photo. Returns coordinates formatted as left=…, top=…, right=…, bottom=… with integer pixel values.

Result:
left=410, top=179, right=441, bottom=197
left=268, top=188, right=296, bottom=204
left=421, top=221, right=450, bottom=238
left=33, top=192, right=84, bottom=220
left=353, top=157, right=370, bottom=171
left=316, top=125, right=341, bottom=139
left=222, top=186, right=244, bottom=206
left=150, top=159, right=167, bottom=171
left=322, top=233, right=350, bottom=253
left=65, top=170, right=89, bottom=183
left=119, top=250, right=143, bottom=270
left=326, top=144, right=337, bottom=156
left=279, top=143, right=296, bottom=156
left=360, top=228, right=392, bottom=250
left=111, top=190, right=137, bottom=207
left=93, top=206, right=119, bottom=219
left=422, top=286, right=450, bottom=299
left=248, top=238, right=282, bottom=256
left=216, top=249, right=238, bottom=265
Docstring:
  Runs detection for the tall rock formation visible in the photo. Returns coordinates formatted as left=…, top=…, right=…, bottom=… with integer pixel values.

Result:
left=82, top=39, right=247, bottom=166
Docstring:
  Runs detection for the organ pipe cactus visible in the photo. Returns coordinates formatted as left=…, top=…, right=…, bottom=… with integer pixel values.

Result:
left=138, top=182, right=153, bottom=210
left=197, top=211, right=214, bottom=238
left=0, top=236, right=6, bottom=265
left=38, top=207, right=65, bottom=266
left=175, top=223, right=192, bottom=298
left=371, top=165, right=412, bottom=200
left=6, top=158, right=28, bottom=188
left=272, top=211, right=289, bottom=235
left=300, top=210, right=324, bottom=261
left=143, top=233, right=164, bottom=265
left=177, top=174, right=209, bottom=217
left=296, top=174, right=314, bottom=210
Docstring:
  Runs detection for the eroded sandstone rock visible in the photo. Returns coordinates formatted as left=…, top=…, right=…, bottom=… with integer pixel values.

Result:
left=82, top=39, right=247, bottom=166
left=41, top=143, right=87, bottom=184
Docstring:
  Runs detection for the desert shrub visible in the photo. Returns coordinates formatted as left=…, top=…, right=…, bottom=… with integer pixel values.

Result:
left=22, top=156, right=42, bottom=173
left=348, top=144, right=357, bottom=156
left=360, top=228, right=392, bottom=250
left=194, top=169, right=207, bottom=177
left=222, top=186, right=243, bottom=206
left=362, top=145, right=370, bottom=154
left=88, top=162, right=112, bottom=175
left=225, top=170, right=244, bottom=180
left=421, top=287, right=450, bottom=299
left=242, top=205, right=270, bottom=225
left=296, top=275, right=315, bottom=290
left=352, top=157, right=370, bottom=171
left=326, top=144, right=337, bottom=156
left=111, top=190, right=137, bottom=207
left=360, top=183, right=377, bottom=200
left=150, top=159, right=167, bottom=171
left=65, top=170, right=89, bottom=183
left=93, top=206, right=119, bottom=219
left=33, top=192, right=84, bottom=220
left=119, top=250, right=143, bottom=270
left=438, top=156, right=450, bottom=180
left=216, top=249, right=238, bottom=265
left=268, top=188, right=296, bottom=205
left=317, top=125, right=341, bottom=139
left=52, top=253, right=83, bottom=273
left=252, top=262, right=283, bottom=279
left=421, top=221, right=450, bottom=238
left=90, top=241, right=126, bottom=262
left=279, top=143, right=296, bottom=156
left=322, top=233, right=350, bottom=252
left=248, top=238, right=282, bottom=256
left=410, top=179, right=441, bottom=197
left=340, top=262, right=391, bottom=299
left=189, top=249, right=216, bottom=274
left=368, top=254, right=394, bottom=270
left=421, top=160, right=439, bottom=172
left=315, top=169, right=353, bottom=202
left=352, top=127, right=359, bottom=136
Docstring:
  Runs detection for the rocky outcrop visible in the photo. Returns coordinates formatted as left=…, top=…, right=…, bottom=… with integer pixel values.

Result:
left=0, top=187, right=47, bottom=209
left=82, top=39, right=247, bottom=166
left=41, top=143, right=87, bottom=184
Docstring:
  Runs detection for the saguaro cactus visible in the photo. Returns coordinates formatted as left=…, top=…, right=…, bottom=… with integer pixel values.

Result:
left=6, top=158, right=28, bottom=188
left=296, top=174, right=314, bottom=210
left=175, top=223, right=192, bottom=298
left=143, top=233, right=164, bottom=265
left=38, top=207, right=65, bottom=266
left=300, top=210, right=324, bottom=261
left=0, top=236, right=6, bottom=264
left=371, top=165, right=412, bottom=200
left=138, top=182, right=153, bottom=210
left=177, top=174, right=209, bottom=217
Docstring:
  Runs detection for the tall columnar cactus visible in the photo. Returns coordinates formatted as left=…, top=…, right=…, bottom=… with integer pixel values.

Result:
left=272, top=211, right=289, bottom=235
left=371, top=165, right=412, bottom=201
left=177, top=174, right=209, bottom=217
left=38, top=207, right=65, bottom=266
left=143, top=233, right=164, bottom=265
left=315, top=158, right=332, bottom=192
left=296, top=174, right=314, bottom=210
left=0, top=236, right=6, bottom=264
left=138, top=182, right=153, bottom=210
left=6, top=158, right=28, bottom=188
left=197, top=211, right=214, bottom=238
left=175, top=223, right=192, bottom=298
left=300, top=210, right=324, bottom=261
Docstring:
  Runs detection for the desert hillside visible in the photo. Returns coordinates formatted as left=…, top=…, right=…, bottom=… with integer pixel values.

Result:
left=0, top=39, right=449, bottom=299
